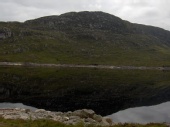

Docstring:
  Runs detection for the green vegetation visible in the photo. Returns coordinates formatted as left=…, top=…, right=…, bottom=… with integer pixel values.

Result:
left=0, top=33, right=170, bottom=66
left=0, top=11, right=170, bottom=66
left=0, top=118, right=168, bottom=127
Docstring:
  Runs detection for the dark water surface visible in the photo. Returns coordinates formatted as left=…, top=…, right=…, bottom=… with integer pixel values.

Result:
left=108, top=101, right=170, bottom=124
left=0, top=102, right=37, bottom=111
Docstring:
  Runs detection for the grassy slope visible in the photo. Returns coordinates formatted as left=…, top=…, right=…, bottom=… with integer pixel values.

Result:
left=0, top=22, right=170, bottom=66
left=0, top=33, right=170, bottom=66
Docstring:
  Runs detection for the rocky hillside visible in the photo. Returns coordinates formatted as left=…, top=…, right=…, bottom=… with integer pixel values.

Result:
left=0, top=11, right=170, bottom=66
left=25, top=11, right=170, bottom=44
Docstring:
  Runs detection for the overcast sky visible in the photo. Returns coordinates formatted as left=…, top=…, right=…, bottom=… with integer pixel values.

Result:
left=0, top=0, right=170, bottom=30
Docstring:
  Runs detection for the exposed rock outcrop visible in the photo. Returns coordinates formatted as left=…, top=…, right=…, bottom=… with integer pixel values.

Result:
left=0, top=108, right=113, bottom=126
left=0, top=27, right=12, bottom=39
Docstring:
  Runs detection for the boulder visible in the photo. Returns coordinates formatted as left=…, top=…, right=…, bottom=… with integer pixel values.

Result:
left=52, top=115, right=62, bottom=121
left=100, top=117, right=113, bottom=126
left=84, top=118, right=97, bottom=124
left=35, top=109, right=46, bottom=113
left=72, top=109, right=95, bottom=118
left=65, top=111, right=73, bottom=116
left=3, top=114, right=20, bottom=120
left=19, top=113, right=30, bottom=120
left=63, top=116, right=69, bottom=121
left=93, top=114, right=102, bottom=122
left=69, top=115, right=80, bottom=120
left=55, top=111, right=63, bottom=116
left=21, top=109, right=31, bottom=113
left=63, top=119, right=81, bottom=125
left=82, top=109, right=95, bottom=118
left=72, top=110, right=82, bottom=117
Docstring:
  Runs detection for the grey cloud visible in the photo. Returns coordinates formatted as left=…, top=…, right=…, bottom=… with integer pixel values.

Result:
left=144, top=11, right=160, bottom=17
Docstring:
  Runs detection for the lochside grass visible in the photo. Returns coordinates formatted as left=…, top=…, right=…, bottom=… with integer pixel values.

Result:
left=0, top=118, right=168, bottom=127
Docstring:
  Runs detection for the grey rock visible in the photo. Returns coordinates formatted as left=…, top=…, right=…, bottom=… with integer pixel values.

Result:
left=19, top=113, right=30, bottom=120
left=35, top=109, right=46, bottom=113
left=100, top=117, right=113, bottom=126
left=0, top=108, right=113, bottom=126
left=25, top=109, right=31, bottom=113
left=55, top=111, right=63, bottom=116
left=0, top=27, right=12, bottom=39
left=82, top=109, right=95, bottom=118
left=3, top=113, right=20, bottom=120
left=63, top=116, right=69, bottom=121
left=72, top=109, right=82, bottom=117
left=64, top=119, right=75, bottom=125
left=72, top=109, right=95, bottom=118
left=84, top=118, right=97, bottom=124
left=21, top=109, right=31, bottom=113
left=93, top=114, right=102, bottom=122
left=69, top=115, right=80, bottom=120
left=52, top=115, right=62, bottom=121
left=65, top=111, right=73, bottom=116
left=0, top=33, right=6, bottom=39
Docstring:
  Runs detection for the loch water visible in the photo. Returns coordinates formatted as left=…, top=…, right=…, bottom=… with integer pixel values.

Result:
left=0, top=102, right=37, bottom=111
left=108, top=101, right=170, bottom=124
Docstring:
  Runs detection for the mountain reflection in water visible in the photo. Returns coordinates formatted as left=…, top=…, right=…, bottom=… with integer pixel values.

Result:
left=108, top=101, right=170, bottom=124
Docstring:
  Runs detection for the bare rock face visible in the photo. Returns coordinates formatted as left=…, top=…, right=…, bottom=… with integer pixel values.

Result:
left=72, top=109, right=95, bottom=118
left=0, top=27, right=12, bottom=39
left=0, top=108, right=113, bottom=126
left=101, top=117, right=113, bottom=126
left=93, top=114, right=103, bottom=122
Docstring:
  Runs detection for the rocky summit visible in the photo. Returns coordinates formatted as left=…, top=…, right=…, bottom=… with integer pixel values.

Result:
left=0, top=108, right=113, bottom=126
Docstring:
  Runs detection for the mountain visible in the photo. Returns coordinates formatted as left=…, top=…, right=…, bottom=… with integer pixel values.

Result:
left=1, top=12, right=170, bottom=115
left=0, top=11, right=170, bottom=66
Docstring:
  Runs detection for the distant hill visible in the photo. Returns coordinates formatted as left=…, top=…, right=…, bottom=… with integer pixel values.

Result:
left=0, top=11, right=170, bottom=66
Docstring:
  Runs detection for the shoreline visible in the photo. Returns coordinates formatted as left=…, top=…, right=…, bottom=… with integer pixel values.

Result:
left=0, top=108, right=169, bottom=127
left=0, top=108, right=113, bottom=126
left=0, top=62, right=170, bottom=71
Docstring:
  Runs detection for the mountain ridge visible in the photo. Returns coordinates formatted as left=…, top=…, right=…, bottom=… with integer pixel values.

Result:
left=24, top=11, right=170, bottom=42
left=0, top=11, right=170, bottom=66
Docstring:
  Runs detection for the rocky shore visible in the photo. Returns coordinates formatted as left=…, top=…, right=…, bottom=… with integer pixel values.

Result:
left=0, top=108, right=113, bottom=126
